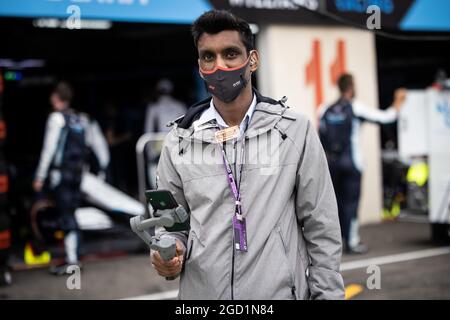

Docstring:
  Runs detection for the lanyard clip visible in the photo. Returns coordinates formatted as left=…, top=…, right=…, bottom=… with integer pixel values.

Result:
left=235, top=200, right=242, bottom=217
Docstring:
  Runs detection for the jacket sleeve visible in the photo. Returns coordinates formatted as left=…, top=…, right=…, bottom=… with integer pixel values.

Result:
left=154, top=130, right=189, bottom=255
left=295, top=119, right=345, bottom=300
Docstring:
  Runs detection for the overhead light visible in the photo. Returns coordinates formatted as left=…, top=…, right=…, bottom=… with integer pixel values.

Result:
left=0, top=59, right=45, bottom=69
left=0, top=59, right=14, bottom=68
left=18, top=59, right=46, bottom=69
left=33, top=18, right=112, bottom=30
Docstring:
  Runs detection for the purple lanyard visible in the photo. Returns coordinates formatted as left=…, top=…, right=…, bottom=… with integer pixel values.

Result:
left=218, top=118, right=249, bottom=217
left=217, top=118, right=250, bottom=252
left=219, top=142, right=245, bottom=216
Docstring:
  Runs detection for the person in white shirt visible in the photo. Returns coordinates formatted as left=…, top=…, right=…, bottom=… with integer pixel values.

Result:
left=33, top=82, right=110, bottom=274
left=144, top=79, right=186, bottom=188
left=319, top=73, right=406, bottom=254
left=144, top=79, right=187, bottom=134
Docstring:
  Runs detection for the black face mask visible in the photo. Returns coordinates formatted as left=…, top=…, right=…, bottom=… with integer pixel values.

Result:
left=200, top=54, right=252, bottom=103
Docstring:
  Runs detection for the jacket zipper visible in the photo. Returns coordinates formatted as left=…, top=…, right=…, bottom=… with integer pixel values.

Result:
left=230, top=140, right=237, bottom=300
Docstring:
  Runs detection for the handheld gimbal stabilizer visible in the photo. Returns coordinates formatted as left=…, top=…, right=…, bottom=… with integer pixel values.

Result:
left=130, top=204, right=188, bottom=280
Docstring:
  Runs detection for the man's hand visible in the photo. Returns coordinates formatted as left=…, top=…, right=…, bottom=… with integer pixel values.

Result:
left=393, top=88, right=407, bottom=111
left=151, top=240, right=185, bottom=278
left=33, top=180, right=44, bottom=193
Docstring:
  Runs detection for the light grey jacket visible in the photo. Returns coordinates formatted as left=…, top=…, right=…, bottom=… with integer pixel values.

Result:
left=155, top=91, right=345, bottom=300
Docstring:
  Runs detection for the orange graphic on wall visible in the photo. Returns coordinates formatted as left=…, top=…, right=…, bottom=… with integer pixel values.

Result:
left=306, top=39, right=347, bottom=109
left=330, top=40, right=347, bottom=85
left=306, top=39, right=323, bottom=109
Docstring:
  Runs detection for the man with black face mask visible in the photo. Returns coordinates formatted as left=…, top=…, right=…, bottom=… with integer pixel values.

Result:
left=150, top=10, right=345, bottom=300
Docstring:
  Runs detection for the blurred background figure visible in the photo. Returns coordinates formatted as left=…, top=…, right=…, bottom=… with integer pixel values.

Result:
left=144, top=78, right=187, bottom=134
left=319, top=73, right=406, bottom=254
left=143, top=79, right=187, bottom=188
left=32, top=81, right=110, bottom=275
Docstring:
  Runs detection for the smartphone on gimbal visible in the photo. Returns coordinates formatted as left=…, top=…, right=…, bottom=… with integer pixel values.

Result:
left=145, top=189, right=189, bottom=232
left=145, top=189, right=178, bottom=211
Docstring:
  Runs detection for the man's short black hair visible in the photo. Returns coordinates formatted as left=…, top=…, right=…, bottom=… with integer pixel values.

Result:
left=337, top=73, right=354, bottom=94
left=191, top=10, right=254, bottom=52
left=52, top=81, right=73, bottom=103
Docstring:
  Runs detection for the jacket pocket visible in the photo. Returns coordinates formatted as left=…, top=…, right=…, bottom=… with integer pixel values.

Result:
left=186, top=233, right=195, bottom=262
left=296, top=238, right=312, bottom=300
left=276, top=226, right=297, bottom=299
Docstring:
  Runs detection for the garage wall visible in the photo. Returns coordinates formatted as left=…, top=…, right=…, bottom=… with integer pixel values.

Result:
left=257, top=25, right=382, bottom=225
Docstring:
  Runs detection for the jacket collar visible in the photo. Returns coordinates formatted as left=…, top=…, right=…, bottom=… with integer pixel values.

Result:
left=172, top=88, right=293, bottom=143
left=193, top=94, right=257, bottom=135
